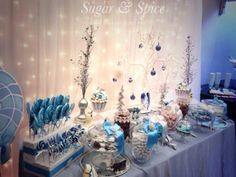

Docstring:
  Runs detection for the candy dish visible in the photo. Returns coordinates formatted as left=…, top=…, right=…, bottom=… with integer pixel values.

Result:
left=114, top=111, right=131, bottom=139
left=160, top=103, right=182, bottom=130
left=131, top=119, right=162, bottom=163
left=201, top=117, right=228, bottom=129
left=176, top=119, right=192, bottom=135
left=201, top=97, right=227, bottom=118
left=79, top=150, right=131, bottom=177
left=87, top=120, right=125, bottom=155
left=188, top=103, right=214, bottom=123
left=175, top=83, right=192, bottom=118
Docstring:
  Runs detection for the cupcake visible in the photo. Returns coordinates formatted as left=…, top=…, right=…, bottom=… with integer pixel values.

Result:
left=91, top=88, right=108, bottom=112
left=175, top=82, right=192, bottom=102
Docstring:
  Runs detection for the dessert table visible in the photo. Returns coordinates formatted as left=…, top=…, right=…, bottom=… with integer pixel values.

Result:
left=56, top=121, right=236, bottom=177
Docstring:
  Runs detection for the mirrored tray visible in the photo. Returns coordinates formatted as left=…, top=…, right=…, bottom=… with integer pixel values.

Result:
left=79, top=150, right=131, bottom=177
left=202, top=118, right=228, bottom=129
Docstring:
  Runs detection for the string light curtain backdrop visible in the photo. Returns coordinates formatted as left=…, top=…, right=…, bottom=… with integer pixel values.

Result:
left=0, top=0, right=202, bottom=176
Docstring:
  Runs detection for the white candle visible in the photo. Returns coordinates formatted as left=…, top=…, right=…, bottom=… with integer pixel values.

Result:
left=215, top=72, right=222, bottom=90
left=209, top=73, right=216, bottom=89
left=224, top=73, right=232, bottom=89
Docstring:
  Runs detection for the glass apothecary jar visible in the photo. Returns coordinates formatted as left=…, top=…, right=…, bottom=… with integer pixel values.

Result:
left=131, top=123, right=158, bottom=163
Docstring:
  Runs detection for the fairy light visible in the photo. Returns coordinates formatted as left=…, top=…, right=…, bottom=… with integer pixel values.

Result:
left=26, top=97, right=31, bottom=102
left=17, top=61, right=22, bottom=66
left=71, top=66, right=76, bottom=71
left=13, top=0, right=19, bottom=5
left=102, top=48, right=106, bottom=53
left=116, top=43, right=121, bottom=49
left=109, top=61, right=114, bottom=67
left=26, top=80, right=31, bottom=86
left=32, top=74, right=36, bottom=79
left=23, top=43, right=28, bottom=48
left=44, top=58, right=50, bottom=62
left=61, top=31, right=65, bottom=36
left=28, top=34, right=34, bottom=38
left=59, top=14, right=65, bottom=19
left=47, top=31, right=52, bottom=36
left=28, top=14, right=33, bottom=19
left=59, top=51, right=65, bottom=57
left=105, top=31, right=109, bottom=35
left=61, top=66, right=66, bottom=72
left=30, top=57, right=35, bottom=62
left=19, top=23, right=25, bottom=27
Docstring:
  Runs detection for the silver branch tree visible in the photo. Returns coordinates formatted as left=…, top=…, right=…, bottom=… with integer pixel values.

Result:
left=117, top=85, right=125, bottom=112
left=182, top=36, right=198, bottom=86
left=159, top=82, right=169, bottom=106
left=72, top=25, right=95, bottom=98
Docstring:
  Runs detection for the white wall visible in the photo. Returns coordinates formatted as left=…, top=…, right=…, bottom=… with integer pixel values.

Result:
left=201, top=0, right=236, bottom=85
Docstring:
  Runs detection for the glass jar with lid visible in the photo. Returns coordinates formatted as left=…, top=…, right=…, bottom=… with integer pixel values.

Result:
left=131, top=121, right=160, bottom=163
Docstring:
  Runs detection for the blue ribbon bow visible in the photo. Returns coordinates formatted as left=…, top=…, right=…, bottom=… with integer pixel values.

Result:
left=103, top=120, right=125, bottom=155
left=143, top=119, right=162, bottom=149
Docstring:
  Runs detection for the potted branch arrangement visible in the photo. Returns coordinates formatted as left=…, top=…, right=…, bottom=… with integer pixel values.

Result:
left=72, top=25, right=96, bottom=123
left=176, top=36, right=198, bottom=119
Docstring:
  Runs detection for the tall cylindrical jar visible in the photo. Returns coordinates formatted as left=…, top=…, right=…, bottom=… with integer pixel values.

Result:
left=131, top=124, right=154, bottom=163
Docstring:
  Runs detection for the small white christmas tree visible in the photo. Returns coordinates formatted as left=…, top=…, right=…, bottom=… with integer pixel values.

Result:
left=117, top=86, right=125, bottom=112
left=182, top=36, right=198, bottom=87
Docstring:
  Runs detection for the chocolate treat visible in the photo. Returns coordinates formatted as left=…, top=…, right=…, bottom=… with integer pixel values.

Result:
left=115, top=121, right=130, bottom=139
left=114, top=111, right=130, bottom=139
left=112, top=159, right=126, bottom=172
left=93, top=141, right=101, bottom=149
left=179, top=103, right=189, bottom=117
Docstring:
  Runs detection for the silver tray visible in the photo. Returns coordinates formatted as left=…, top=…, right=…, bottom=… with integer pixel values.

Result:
left=79, top=151, right=131, bottom=177
left=202, top=118, right=228, bottom=129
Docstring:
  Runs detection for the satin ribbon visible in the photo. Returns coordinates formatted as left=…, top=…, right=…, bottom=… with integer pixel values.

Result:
left=103, top=120, right=124, bottom=154
left=143, top=119, right=162, bottom=149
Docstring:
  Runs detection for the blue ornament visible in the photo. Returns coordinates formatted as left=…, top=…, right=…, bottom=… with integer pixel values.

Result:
left=138, top=43, right=143, bottom=48
left=130, top=94, right=135, bottom=100
left=161, top=65, right=166, bottom=71
left=128, top=77, right=133, bottom=83
left=141, top=93, right=146, bottom=100
left=150, top=68, right=156, bottom=76
left=155, top=43, right=161, bottom=51
left=112, top=78, right=117, bottom=82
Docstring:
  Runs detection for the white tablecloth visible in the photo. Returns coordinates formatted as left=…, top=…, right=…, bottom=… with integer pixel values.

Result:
left=57, top=122, right=236, bottom=177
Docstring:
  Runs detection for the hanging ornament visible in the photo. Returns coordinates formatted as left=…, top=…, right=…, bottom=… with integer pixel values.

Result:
left=150, top=68, right=156, bottom=76
left=112, top=78, right=117, bottom=82
left=128, top=77, right=133, bottom=83
left=155, top=42, right=161, bottom=51
left=130, top=93, right=135, bottom=100
left=161, top=65, right=166, bottom=71
left=138, top=43, right=143, bottom=49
